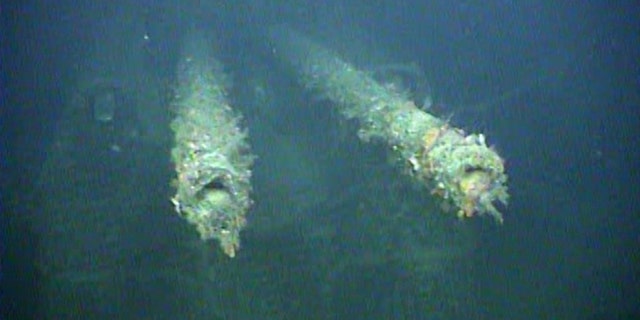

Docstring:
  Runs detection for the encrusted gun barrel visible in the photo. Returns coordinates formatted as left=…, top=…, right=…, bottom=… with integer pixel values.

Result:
left=268, top=27, right=509, bottom=223
left=170, top=31, right=255, bottom=257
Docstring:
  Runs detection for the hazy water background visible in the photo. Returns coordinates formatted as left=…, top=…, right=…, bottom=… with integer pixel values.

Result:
left=1, top=1, right=639, bottom=319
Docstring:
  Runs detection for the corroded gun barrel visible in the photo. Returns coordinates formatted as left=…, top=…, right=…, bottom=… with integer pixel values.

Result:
left=170, top=31, right=255, bottom=257
left=268, top=27, right=508, bottom=223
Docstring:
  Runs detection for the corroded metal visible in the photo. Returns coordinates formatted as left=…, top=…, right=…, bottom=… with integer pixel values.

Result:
left=269, top=27, right=508, bottom=223
left=171, top=31, right=255, bottom=257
